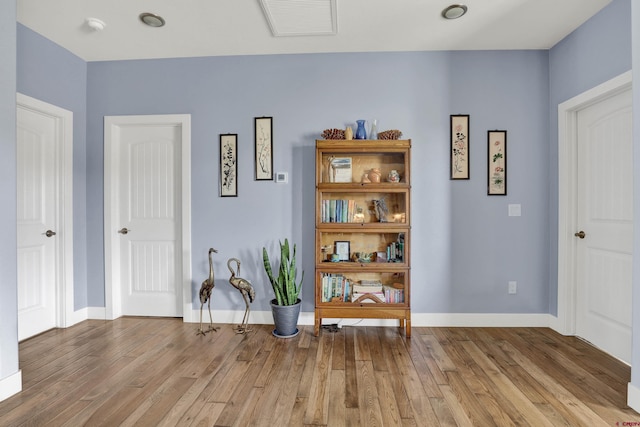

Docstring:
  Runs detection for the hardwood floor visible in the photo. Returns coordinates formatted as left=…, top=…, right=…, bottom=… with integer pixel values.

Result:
left=1, top=318, right=639, bottom=426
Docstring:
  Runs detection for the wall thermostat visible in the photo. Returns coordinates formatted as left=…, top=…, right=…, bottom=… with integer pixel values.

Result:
left=275, top=172, right=288, bottom=183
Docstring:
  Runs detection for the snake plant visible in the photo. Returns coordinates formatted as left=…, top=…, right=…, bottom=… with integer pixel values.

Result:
left=262, top=239, right=304, bottom=306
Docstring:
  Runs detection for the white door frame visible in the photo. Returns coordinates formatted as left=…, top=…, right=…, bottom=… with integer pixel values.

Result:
left=104, top=114, right=193, bottom=321
left=16, top=93, right=74, bottom=329
left=556, top=70, right=632, bottom=335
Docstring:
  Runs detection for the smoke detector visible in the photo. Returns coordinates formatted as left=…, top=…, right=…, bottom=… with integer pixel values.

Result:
left=85, top=17, right=106, bottom=31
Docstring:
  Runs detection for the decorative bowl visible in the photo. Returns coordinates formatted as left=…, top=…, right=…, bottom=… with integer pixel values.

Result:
left=352, top=252, right=375, bottom=263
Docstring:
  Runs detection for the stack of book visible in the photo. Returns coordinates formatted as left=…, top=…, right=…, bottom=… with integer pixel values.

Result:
left=386, top=233, right=405, bottom=262
left=351, top=280, right=385, bottom=303
left=320, top=273, right=351, bottom=302
left=383, top=285, right=404, bottom=303
left=321, top=199, right=358, bottom=223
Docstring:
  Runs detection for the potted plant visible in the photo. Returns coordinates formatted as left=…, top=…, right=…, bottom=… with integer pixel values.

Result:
left=262, top=239, right=304, bottom=338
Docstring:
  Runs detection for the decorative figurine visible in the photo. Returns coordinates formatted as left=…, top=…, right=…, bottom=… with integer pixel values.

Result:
left=227, top=258, right=256, bottom=334
left=197, top=248, right=220, bottom=336
left=368, top=168, right=382, bottom=183
left=372, top=198, right=389, bottom=222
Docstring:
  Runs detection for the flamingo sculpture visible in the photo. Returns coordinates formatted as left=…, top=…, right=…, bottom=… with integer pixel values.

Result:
left=227, top=258, right=256, bottom=334
left=197, top=248, right=220, bottom=336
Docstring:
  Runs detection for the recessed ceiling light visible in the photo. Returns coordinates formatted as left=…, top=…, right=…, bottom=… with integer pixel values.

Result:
left=442, top=4, right=468, bottom=20
left=139, top=12, right=165, bottom=27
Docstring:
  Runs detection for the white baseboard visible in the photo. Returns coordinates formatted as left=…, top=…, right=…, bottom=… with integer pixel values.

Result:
left=67, top=307, right=88, bottom=325
left=185, top=309, right=554, bottom=329
left=64, top=307, right=107, bottom=325
left=87, top=307, right=107, bottom=320
left=412, top=312, right=554, bottom=328
left=79, top=307, right=556, bottom=330
left=628, top=383, right=640, bottom=412
left=0, top=370, right=22, bottom=402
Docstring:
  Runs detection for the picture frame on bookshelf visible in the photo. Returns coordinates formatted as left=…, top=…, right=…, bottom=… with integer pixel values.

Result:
left=334, top=241, right=350, bottom=261
left=329, top=157, right=352, bottom=183
left=255, top=116, right=273, bottom=180
left=450, top=114, right=470, bottom=180
left=220, top=134, right=238, bottom=197
left=488, top=130, right=507, bottom=195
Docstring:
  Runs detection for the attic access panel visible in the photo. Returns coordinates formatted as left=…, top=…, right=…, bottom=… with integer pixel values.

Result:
left=259, top=0, right=337, bottom=36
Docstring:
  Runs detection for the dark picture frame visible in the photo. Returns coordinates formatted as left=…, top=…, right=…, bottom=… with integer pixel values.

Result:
left=334, top=240, right=350, bottom=261
left=487, top=130, right=507, bottom=195
left=254, top=116, right=273, bottom=180
left=220, top=134, right=238, bottom=197
left=450, top=114, right=470, bottom=180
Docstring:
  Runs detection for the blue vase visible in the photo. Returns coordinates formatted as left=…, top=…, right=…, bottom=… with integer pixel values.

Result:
left=355, top=120, right=367, bottom=139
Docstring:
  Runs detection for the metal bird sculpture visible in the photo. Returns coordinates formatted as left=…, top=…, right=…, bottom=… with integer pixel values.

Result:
left=372, top=198, right=389, bottom=222
left=227, top=257, right=256, bottom=334
left=197, top=248, right=220, bottom=336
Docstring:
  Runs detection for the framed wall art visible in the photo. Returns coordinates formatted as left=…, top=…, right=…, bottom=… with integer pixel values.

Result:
left=220, top=134, right=238, bottom=197
left=334, top=240, right=350, bottom=262
left=255, top=116, right=273, bottom=180
left=450, top=114, right=469, bottom=180
left=487, top=130, right=507, bottom=195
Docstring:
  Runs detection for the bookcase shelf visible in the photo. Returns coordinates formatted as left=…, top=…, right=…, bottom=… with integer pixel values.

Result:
left=314, top=139, right=411, bottom=336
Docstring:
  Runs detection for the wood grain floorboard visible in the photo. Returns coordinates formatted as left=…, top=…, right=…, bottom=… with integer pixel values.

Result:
left=1, top=320, right=640, bottom=426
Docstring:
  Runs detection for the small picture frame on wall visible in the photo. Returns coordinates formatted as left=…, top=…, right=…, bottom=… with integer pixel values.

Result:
left=450, top=114, right=470, bottom=180
left=487, top=130, right=507, bottom=195
left=334, top=241, right=350, bottom=262
left=220, top=134, right=238, bottom=197
left=255, top=116, right=273, bottom=180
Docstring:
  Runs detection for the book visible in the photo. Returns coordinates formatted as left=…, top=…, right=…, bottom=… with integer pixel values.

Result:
left=383, top=285, right=404, bottom=303
left=329, top=200, right=336, bottom=222
left=321, top=199, right=358, bottom=223
left=352, top=283, right=383, bottom=293
left=321, top=273, right=352, bottom=302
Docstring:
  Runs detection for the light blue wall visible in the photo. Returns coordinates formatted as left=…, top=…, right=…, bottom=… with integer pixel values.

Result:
left=84, top=50, right=551, bottom=314
left=0, top=0, right=18, bottom=381
left=548, top=0, right=632, bottom=315
left=446, top=50, right=550, bottom=313
left=10, top=0, right=632, bottom=320
left=16, top=24, right=88, bottom=310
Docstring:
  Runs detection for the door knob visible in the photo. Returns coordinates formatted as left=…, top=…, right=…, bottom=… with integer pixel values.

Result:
left=574, top=230, right=586, bottom=239
left=45, top=230, right=56, bottom=237
left=118, top=228, right=129, bottom=235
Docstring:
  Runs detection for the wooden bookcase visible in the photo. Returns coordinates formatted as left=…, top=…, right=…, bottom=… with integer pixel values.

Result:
left=314, top=139, right=411, bottom=336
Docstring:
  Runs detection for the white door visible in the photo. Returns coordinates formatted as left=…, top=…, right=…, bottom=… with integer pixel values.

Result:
left=575, top=88, right=632, bottom=363
left=105, top=115, right=191, bottom=318
left=17, top=95, right=73, bottom=340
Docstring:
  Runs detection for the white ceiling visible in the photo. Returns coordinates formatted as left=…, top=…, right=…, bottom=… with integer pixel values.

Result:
left=17, top=0, right=612, bottom=62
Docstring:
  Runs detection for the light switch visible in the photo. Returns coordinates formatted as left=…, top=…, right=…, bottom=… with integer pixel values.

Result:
left=508, top=204, right=521, bottom=217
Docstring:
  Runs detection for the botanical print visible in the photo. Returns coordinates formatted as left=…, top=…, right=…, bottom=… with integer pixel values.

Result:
left=255, top=117, right=272, bottom=180
left=220, top=134, right=237, bottom=197
left=488, top=131, right=507, bottom=195
left=451, top=115, right=469, bottom=179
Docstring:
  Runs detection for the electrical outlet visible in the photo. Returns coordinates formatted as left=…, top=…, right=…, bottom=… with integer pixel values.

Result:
left=508, top=281, right=517, bottom=294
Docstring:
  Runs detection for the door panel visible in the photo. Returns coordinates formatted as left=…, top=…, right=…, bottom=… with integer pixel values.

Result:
left=17, top=106, right=57, bottom=339
left=109, top=119, right=183, bottom=317
left=575, top=88, right=632, bottom=363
